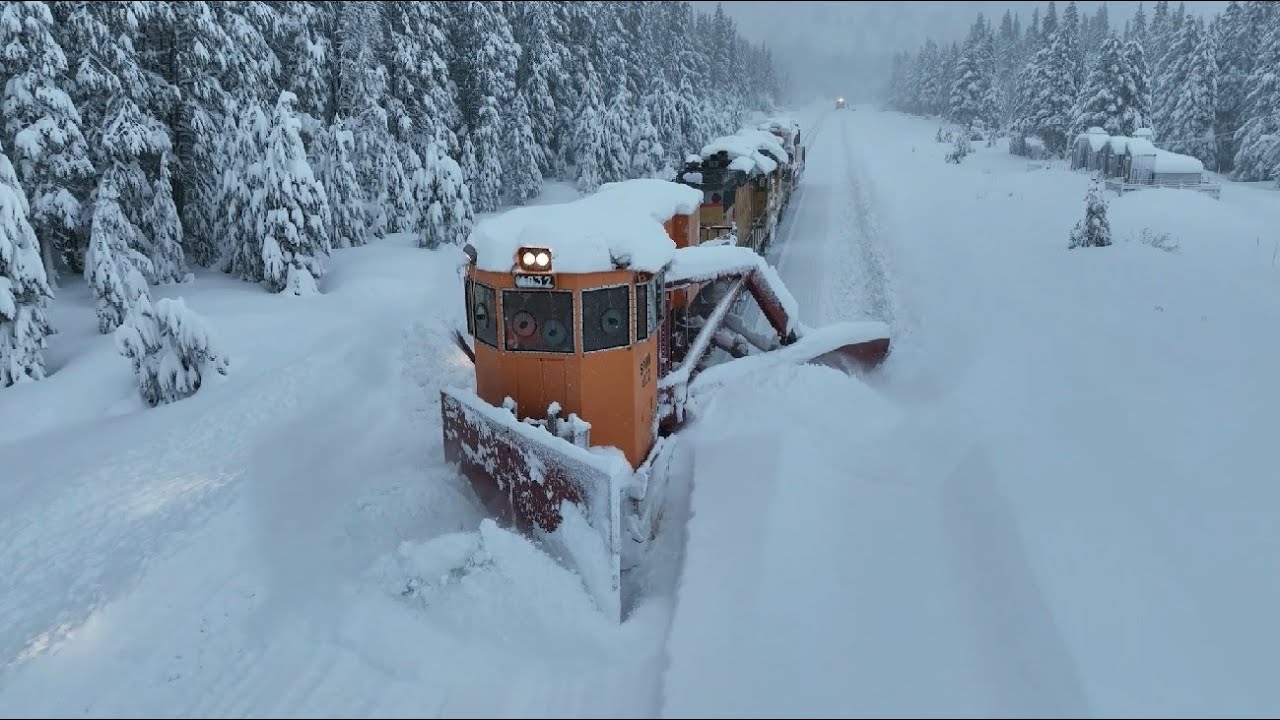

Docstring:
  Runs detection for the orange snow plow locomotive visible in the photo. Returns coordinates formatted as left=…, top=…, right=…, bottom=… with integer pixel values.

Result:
left=442, top=166, right=889, bottom=622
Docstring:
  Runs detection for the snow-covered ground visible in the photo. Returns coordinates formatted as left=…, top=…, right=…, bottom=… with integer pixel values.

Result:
left=0, top=188, right=671, bottom=716
left=663, top=104, right=1280, bottom=718
left=4, top=103, right=1280, bottom=717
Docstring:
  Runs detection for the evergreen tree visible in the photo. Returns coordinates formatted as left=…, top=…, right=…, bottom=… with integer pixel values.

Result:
left=0, top=0, right=94, bottom=286
left=1076, top=37, right=1144, bottom=137
left=1131, top=2, right=1150, bottom=48
left=0, top=138, right=54, bottom=386
left=1123, top=40, right=1154, bottom=133
left=1232, top=16, right=1280, bottom=181
left=452, top=0, right=518, bottom=212
left=1159, top=19, right=1219, bottom=164
left=1022, top=32, right=1079, bottom=154
left=311, top=118, right=368, bottom=250
left=255, top=91, right=331, bottom=296
left=1213, top=2, right=1259, bottom=172
left=141, top=152, right=187, bottom=285
left=84, top=173, right=153, bottom=334
left=115, top=295, right=229, bottom=406
left=949, top=17, right=1000, bottom=132
left=1068, top=178, right=1112, bottom=249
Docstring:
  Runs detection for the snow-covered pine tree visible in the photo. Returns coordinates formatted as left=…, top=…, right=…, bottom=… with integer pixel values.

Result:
left=167, top=0, right=234, bottom=269
left=1068, top=177, right=1112, bottom=249
left=1043, top=1, right=1059, bottom=48
left=950, top=16, right=1000, bottom=132
left=371, top=140, right=413, bottom=237
left=915, top=40, right=943, bottom=115
left=0, top=138, right=54, bottom=387
left=630, top=107, right=667, bottom=179
left=311, top=118, right=368, bottom=249
left=141, top=152, right=187, bottom=285
left=1076, top=36, right=1144, bottom=137
left=946, top=130, right=972, bottom=163
left=509, top=1, right=561, bottom=175
left=1232, top=7, right=1280, bottom=181
left=601, top=82, right=636, bottom=184
left=451, top=0, right=519, bottom=212
left=1131, top=2, right=1150, bottom=49
left=335, top=0, right=389, bottom=216
left=1022, top=31, right=1079, bottom=155
left=115, top=295, right=229, bottom=407
left=383, top=1, right=459, bottom=155
left=1159, top=19, right=1219, bottom=165
left=280, top=0, right=332, bottom=133
left=1212, top=1, right=1257, bottom=172
left=255, top=91, right=331, bottom=296
left=219, top=100, right=269, bottom=281
left=84, top=171, right=154, bottom=333
left=416, top=135, right=474, bottom=250
left=0, top=0, right=94, bottom=286
left=503, top=92, right=543, bottom=205
left=1061, top=1, right=1086, bottom=88
left=571, top=70, right=607, bottom=194
left=1123, top=40, right=1154, bottom=134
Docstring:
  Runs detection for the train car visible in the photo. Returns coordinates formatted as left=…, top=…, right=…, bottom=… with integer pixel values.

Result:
left=674, top=154, right=754, bottom=246
left=836, top=96, right=848, bottom=110
left=759, top=117, right=805, bottom=197
left=677, top=129, right=792, bottom=255
left=441, top=177, right=893, bottom=621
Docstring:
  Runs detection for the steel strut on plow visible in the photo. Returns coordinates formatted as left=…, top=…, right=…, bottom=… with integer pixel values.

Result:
left=440, top=248, right=890, bottom=622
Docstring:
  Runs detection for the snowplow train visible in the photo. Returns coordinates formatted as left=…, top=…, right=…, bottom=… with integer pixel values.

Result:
left=441, top=117, right=890, bottom=621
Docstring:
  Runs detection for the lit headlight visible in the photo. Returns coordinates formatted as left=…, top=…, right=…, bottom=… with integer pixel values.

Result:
left=516, top=246, right=553, bottom=273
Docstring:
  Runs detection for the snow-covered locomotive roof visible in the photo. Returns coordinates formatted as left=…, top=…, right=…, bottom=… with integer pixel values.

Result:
left=757, top=116, right=800, bottom=137
left=698, top=129, right=790, bottom=176
left=467, top=178, right=702, bottom=275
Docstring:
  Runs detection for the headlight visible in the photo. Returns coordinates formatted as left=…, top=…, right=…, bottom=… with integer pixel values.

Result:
left=516, top=246, right=553, bottom=273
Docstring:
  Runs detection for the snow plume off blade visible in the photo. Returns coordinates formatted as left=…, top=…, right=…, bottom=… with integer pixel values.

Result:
left=440, top=388, right=625, bottom=621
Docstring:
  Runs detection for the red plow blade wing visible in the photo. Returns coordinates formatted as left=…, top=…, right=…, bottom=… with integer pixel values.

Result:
left=440, top=387, right=628, bottom=621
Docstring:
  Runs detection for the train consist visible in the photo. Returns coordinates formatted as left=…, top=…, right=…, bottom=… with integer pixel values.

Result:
left=441, top=115, right=889, bottom=620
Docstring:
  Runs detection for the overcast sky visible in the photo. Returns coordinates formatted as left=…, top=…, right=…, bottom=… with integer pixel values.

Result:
left=691, top=1, right=1230, bottom=103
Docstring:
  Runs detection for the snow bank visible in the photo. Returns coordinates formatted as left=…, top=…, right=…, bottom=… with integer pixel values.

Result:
left=698, top=129, right=791, bottom=176
left=661, top=363, right=1088, bottom=717
left=468, top=179, right=701, bottom=274
left=827, top=106, right=1280, bottom=716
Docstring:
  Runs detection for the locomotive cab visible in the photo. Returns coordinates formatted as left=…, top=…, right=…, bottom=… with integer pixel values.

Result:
left=461, top=250, right=667, bottom=469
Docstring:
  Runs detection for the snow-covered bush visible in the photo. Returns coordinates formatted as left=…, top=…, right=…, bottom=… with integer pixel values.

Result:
left=945, top=132, right=972, bottom=164
left=1131, top=227, right=1180, bottom=254
left=115, top=295, right=229, bottom=407
left=1068, top=179, right=1113, bottom=249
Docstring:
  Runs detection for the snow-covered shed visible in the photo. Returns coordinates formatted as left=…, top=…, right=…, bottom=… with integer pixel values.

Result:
left=1114, top=137, right=1206, bottom=186
left=1071, top=127, right=1111, bottom=171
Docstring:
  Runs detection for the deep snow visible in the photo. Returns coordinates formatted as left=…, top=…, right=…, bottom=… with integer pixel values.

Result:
left=3, top=105, right=1280, bottom=718
left=663, top=105, right=1280, bottom=718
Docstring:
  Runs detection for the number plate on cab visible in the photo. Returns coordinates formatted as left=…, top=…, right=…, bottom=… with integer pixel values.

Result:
left=514, top=273, right=555, bottom=289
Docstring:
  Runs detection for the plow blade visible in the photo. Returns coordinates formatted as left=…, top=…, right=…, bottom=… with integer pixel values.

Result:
left=687, top=319, right=893, bottom=403
left=440, top=387, right=628, bottom=621
left=797, top=320, right=892, bottom=374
